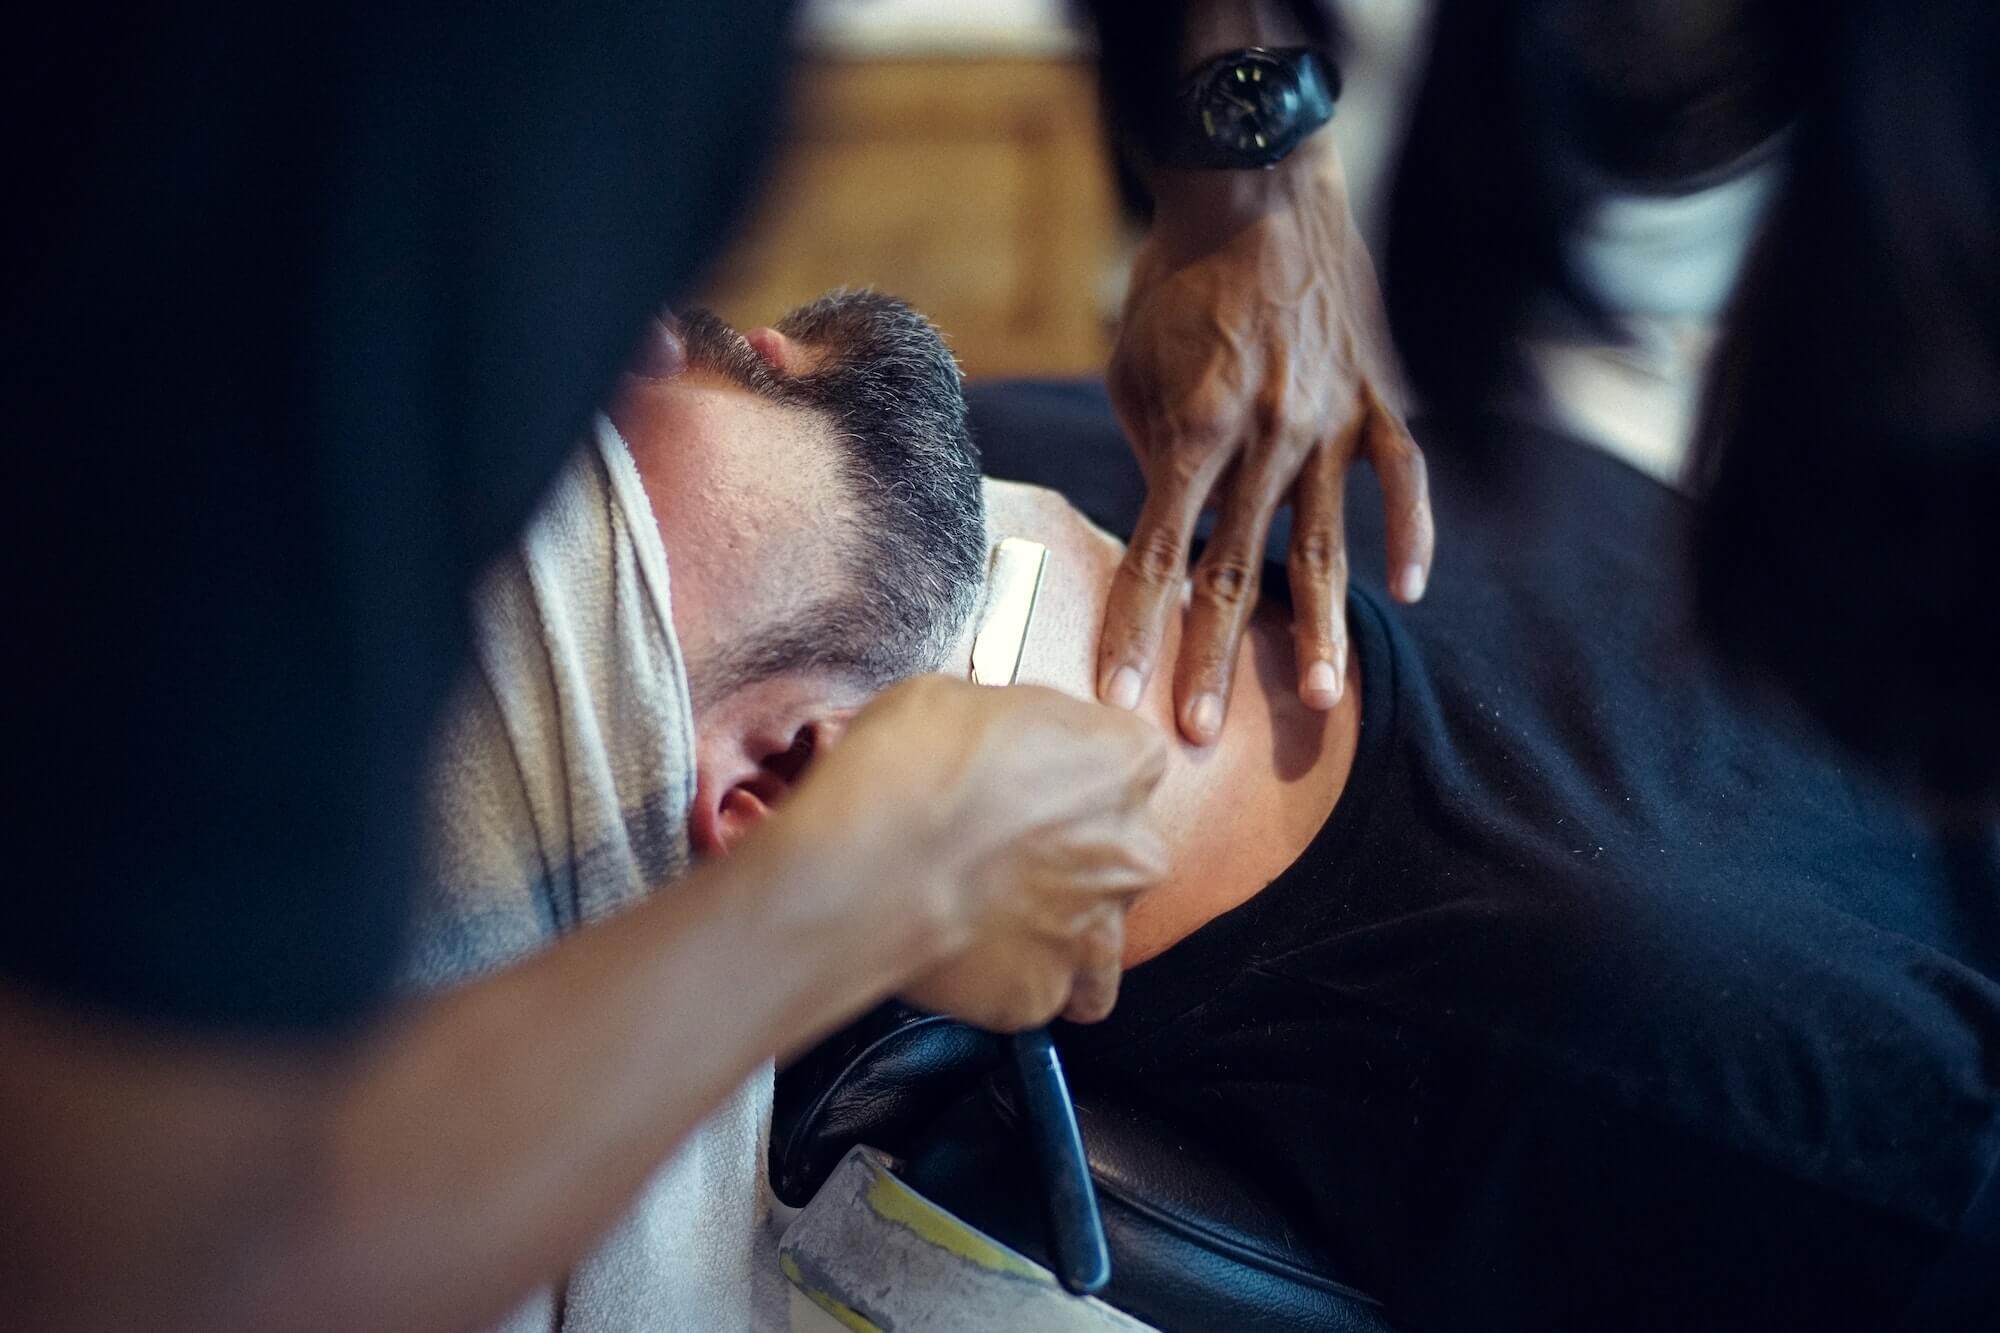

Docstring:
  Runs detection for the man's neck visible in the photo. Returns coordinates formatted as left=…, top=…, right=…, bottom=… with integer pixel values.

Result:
left=975, top=482, right=1361, bottom=964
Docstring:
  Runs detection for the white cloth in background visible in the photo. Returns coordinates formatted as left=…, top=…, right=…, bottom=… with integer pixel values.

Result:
left=1570, top=150, right=1782, bottom=322
left=1529, top=145, right=1785, bottom=487
left=1318, top=0, right=1785, bottom=488
left=407, top=414, right=778, bottom=1332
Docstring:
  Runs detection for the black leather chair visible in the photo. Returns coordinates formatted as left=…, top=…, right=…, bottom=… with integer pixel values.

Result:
left=772, top=1003, right=1397, bottom=1333
left=769, top=381, right=1395, bottom=1329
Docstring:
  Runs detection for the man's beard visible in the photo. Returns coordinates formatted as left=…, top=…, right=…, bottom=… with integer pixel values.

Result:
left=673, top=306, right=784, bottom=394
left=662, top=291, right=988, bottom=703
left=671, top=289, right=972, bottom=422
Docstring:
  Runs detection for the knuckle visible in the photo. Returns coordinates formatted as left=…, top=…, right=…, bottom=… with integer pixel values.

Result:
left=1183, top=410, right=1229, bottom=446
left=1127, top=525, right=1189, bottom=586
left=1163, top=439, right=1219, bottom=490
left=1290, top=529, right=1347, bottom=583
left=1079, top=923, right=1120, bottom=972
left=1170, top=395, right=1234, bottom=453
left=1014, top=975, right=1063, bottom=1030
left=1070, top=976, right=1117, bottom=1024
left=1192, top=553, right=1256, bottom=608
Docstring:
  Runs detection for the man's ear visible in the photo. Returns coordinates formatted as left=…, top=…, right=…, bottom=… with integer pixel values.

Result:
left=705, top=782, right=778, bottom=859
left=690, top=745, right=796, bottom=860
left=689, top=716, right=848, bottom=858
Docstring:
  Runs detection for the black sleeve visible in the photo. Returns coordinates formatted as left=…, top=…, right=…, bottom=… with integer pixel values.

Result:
left=1, top=1, right=793, bottom=1032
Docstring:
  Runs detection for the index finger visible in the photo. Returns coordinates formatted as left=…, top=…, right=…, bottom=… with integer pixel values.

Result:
left=1096, top=443, right=1224, bottom=711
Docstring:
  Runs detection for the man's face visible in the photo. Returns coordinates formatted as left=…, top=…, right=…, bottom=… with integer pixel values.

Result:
left=609, top=291, right=985, bottom=858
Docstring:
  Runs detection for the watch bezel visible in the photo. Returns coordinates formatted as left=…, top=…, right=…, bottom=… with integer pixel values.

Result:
left=1176, top=46, right=1339, bottom=171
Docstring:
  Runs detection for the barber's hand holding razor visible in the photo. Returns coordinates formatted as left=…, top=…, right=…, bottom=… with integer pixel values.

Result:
left=790, top=675, right=1169, bottom=1032
left=1099, top=136, right=1435, bottom=745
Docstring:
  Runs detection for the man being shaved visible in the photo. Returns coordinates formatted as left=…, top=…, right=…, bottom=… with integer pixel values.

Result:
left=696, top=357, right=2000, bottom=1330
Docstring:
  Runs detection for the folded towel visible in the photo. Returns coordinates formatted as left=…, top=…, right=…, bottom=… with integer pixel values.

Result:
left=408, top=415, right=773, bottom=1332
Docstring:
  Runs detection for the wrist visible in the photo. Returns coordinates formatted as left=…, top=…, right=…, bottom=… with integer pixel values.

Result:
left=1146, top=131, right=1345, bottom=260
left=1180, top=0, right=1317, bottom=68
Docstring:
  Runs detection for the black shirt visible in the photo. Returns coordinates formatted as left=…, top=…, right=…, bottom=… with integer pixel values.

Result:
left=969, top=382, right=2000, bottom=1332
left=3, top=3, right=793, bottom=1030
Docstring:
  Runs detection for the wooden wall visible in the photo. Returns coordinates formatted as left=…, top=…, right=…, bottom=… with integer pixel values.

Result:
left=695, top=57, right=1124, bottom=379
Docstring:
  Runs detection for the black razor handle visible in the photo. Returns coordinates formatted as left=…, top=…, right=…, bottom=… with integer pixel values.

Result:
left=1010, top=1027, right=1112, bottom=1296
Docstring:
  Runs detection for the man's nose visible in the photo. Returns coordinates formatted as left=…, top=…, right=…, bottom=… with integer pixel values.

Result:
left=628, top=315, right=687, bottom=380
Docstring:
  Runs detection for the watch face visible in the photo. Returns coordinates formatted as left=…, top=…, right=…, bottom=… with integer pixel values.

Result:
left=1197, top=52, right=1305, bottom=160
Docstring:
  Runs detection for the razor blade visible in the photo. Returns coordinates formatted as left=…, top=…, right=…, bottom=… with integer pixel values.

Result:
left=969, top=537, right=1049, bottom=688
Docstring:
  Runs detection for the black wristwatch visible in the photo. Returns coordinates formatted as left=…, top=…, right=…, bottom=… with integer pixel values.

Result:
left=1160, top=46, right=1341, bottom=171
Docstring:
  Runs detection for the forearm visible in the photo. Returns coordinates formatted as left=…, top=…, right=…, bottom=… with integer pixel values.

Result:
left=1, top=822, right=944, bottom=1333
left=1178, top=0, right=1330, bottom=61
left=282, top=824, right=934, bottom=1331
left=2, top=674, right=1168, bottom=1333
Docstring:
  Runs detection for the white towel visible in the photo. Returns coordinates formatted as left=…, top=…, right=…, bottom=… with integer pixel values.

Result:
left=407, top=415, right=776, bottom=1332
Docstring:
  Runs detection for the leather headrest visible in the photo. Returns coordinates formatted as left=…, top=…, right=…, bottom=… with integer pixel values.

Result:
left=770, top=1001, right=1003, bottom=1207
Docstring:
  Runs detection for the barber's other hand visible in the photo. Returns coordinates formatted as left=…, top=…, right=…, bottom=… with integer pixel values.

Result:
left=1101, top=137, right=1434, bottom=744
left=791, top=675, right=1169, bottom=1031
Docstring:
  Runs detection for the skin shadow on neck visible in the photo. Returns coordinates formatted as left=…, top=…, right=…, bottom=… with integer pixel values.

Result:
left=971, top=480, right=1362, bottom=965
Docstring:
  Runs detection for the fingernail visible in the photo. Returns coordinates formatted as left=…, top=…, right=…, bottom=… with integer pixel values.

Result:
left=1398, top=562, right=1428, bottom=602
left=1302, top=660, right=1338, bottom=707
left=1189, top=692, right=1223, bottom=742
left=1108, top=666, right=1143, bottom=711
